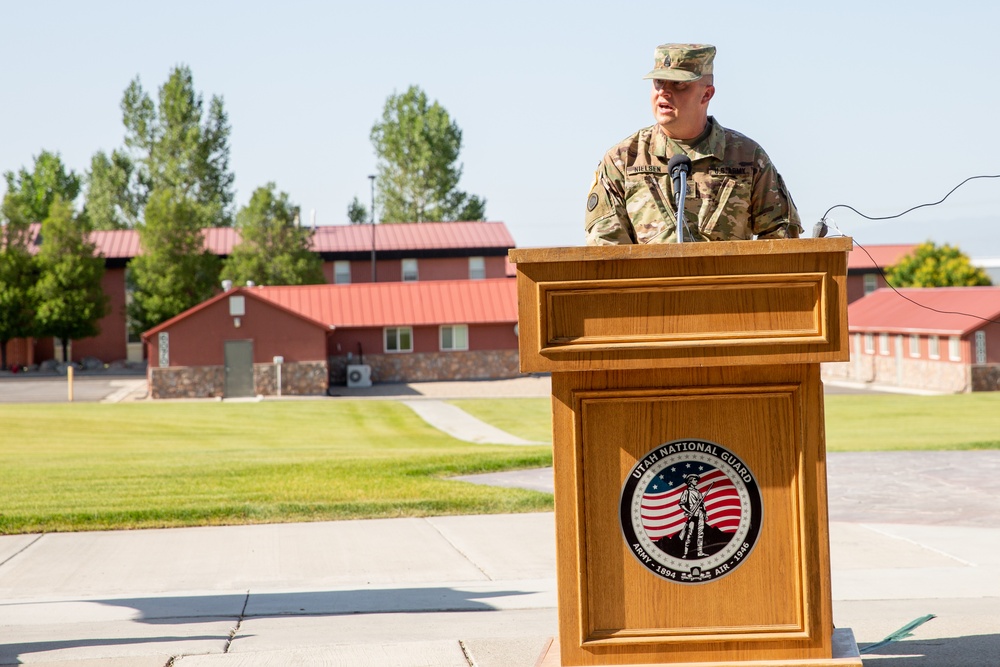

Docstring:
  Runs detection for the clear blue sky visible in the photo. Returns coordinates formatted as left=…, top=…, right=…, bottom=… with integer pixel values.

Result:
left=3, top=1, right=999, bottom=255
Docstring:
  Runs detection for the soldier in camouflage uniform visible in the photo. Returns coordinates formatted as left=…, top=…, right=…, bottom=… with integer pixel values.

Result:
left=585, top=44, right=802, bottom=244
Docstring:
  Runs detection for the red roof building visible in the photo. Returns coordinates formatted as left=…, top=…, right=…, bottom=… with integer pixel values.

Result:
left=845, top=243, right=916, bottom=303
left=822, top=286, right=1000, bottom=392
left=10, top=221, right=516, bottom=370
left=141, top=279, right=521, bottom=399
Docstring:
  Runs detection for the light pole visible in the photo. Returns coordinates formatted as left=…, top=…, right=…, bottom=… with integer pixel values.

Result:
left=368, top=174, right=376, bottom=283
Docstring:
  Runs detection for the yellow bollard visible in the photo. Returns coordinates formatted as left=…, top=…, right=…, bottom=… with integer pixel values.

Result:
left=67, top=365, right=74, bottom=402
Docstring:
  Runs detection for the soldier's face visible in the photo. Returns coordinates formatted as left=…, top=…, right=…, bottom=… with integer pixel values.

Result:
left=651, top=79, right=714, bottom=140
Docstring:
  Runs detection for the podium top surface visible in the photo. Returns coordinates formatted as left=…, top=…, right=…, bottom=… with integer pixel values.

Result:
left=509, top=237, right=853, bottom=265
left=510, top=238, right=853, bottom=372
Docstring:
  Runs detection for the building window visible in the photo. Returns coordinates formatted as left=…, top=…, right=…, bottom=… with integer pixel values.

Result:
left=929, top=335, right=940, bottom=359
left=949, top=336, right=961, bottom=361
left=863, top=273, right=878, bottom=295
left=909, top=334, right=920, bottom=358
left=334, top=261, right=351, bottom=284
left=878, top=333, right=889, bottom=355
left=229, top=295, right=246, bottom=316
left=469, top=256, right=486, bottom=280
left=975, top=331, right=987, bottom=364
left=864, top=333, right=874, bottom=354
left=384, top=327, right=413, bottom=353
left=402, top=258, right=418, bottom=282
left=440, top=324, right=469, bottom=351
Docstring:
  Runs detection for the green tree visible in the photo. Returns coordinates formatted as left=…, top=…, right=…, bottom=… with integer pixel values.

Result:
left=83, top=149, right=141, bottom=230
left=127, top=188, right=222, bottom=334
left=120, top=65, right=234, bottom=227
left=885, top=241, right=992, bottom=288
left=347, top=196, right=368, bottom=224
left=2, top=150, right=81, bottom=223
left=32, top=197, right=109, bottom=361
left=0, top=194, right=38, bottom=370
left=370, top=85, right=486, bottom=223
left=222, top=184, right=324, bottom=286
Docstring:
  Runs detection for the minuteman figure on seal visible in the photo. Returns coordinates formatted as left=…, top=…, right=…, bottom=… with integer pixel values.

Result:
left=679, top=474, right=709, bottom=558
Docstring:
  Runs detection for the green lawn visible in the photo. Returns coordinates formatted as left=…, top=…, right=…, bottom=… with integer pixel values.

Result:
left=453, top=393, right=1000, bottom=452
left=449, top=398, right=553, bottom=443
left=823, top=393, right=1000, bottom=451
left=4, top=392, right=997, bottom=535
left=0, top=401, right=552, bottom=534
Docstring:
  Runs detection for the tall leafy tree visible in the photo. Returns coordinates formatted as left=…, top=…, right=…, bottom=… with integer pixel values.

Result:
left=32, top=197, right=109, bottom=361
left=83, top=149, right=141, bottom=230
left=347, top=196, right=368, bottom=224
left=120, top=65, right=234, bottom=227
left=885, top=241, right=992, bottom=288
left=222, top=184, right=324, bottom=286
left=0, top=193, right=38, bottom=370
left=127, top=188, right=222, bottom=334
left=370, top=85, right=486, bottom=223
left=3, top=150, right=81, bottom=223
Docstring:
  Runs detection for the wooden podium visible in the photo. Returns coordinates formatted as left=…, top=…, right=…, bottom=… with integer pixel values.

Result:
left=509, top=238, right=862, bottom=667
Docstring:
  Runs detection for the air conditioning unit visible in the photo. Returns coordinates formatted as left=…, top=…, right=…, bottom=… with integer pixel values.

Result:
left=346, top=364, right=372, bottom=388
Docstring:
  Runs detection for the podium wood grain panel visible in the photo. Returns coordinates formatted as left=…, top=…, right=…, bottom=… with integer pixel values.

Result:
left=550, top=366, right=835, bottom=665
left=542, top=273, right=825, bottom=351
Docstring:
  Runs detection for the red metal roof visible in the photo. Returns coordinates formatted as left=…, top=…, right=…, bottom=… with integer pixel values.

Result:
left=250, top=278, right=518, bottom=328
left=55, top=221, right=513, bottom=259
left=88, top=228, right=140, bottom=258
left=310, top=221, right=515, bottom=253
left=848, top=286, right=1000, bottom=335
left=848, top=244, right=917, bottom=271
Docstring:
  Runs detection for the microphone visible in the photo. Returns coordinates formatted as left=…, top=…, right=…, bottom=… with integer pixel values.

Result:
left=666, top=154, right=692, bottom=243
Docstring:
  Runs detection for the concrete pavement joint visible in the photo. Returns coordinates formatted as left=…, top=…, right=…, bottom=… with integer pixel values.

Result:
left=861, top=524, right=977, bottom=567
left=459, top=639, right=475, bottom=666
left=423, top=518, right=494, bottom=581
left=223, top=590, right=250, bottom=654
left=0, top=533, right=43, bottom=569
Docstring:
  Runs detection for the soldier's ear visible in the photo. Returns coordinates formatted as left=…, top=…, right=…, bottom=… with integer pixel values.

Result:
left=701, top=85, right=715, bottom=105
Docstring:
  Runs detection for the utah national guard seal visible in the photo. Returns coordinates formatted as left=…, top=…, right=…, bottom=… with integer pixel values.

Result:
left=619, top=438, right=762, bottom=584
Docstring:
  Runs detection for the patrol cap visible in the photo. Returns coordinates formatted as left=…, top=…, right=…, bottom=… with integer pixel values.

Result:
left=643, top=44, right=715, bottom=82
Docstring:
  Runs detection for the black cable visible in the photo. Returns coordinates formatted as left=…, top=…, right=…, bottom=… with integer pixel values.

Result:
left=817, top=172, right=1000, bottom=326
left=821, top=174, right=1000, bottom=223
left=852, top=239, right=1000, bottom=325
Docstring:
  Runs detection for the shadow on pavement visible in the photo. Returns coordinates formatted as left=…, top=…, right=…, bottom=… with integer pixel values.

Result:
left=102, top=586, right=537, bottom=623
left=858, top=633, right=1000, bottom=666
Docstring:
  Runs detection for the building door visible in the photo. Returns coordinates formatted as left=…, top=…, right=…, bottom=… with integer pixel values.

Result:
left=224, top=340, right=254, bottom=398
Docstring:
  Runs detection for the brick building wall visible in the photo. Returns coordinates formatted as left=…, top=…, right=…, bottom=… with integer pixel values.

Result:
left=328, top=349, right=522, bottom=385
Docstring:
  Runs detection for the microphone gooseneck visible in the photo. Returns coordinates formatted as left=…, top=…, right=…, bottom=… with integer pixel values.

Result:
left=666, top=155, right=692, bottom=243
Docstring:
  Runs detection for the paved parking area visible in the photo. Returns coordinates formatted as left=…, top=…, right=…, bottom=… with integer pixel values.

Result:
left=0, top=374, right=147, bottom=403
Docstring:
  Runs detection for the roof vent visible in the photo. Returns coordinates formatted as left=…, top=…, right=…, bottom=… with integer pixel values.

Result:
left=221, top=279, right=233, bottom=291
left=246, top=280, right=255, bottom=287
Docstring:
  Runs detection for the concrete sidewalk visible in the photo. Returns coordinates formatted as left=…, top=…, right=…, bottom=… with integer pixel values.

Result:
left=1, top=509, right=998, bottom=666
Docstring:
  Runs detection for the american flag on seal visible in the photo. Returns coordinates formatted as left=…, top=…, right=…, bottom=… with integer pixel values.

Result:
left=640, top=464, right=742, bottom=540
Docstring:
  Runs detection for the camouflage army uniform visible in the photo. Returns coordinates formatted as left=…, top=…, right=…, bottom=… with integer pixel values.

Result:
left=585, top=117, right=802, bottom=244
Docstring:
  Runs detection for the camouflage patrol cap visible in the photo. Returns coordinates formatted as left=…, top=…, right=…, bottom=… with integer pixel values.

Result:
left=643, top=44, right=716, bottom=82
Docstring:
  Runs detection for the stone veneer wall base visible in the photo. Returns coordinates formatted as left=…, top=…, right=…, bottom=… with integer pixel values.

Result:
left=150, top=361, right=328, bottom=399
